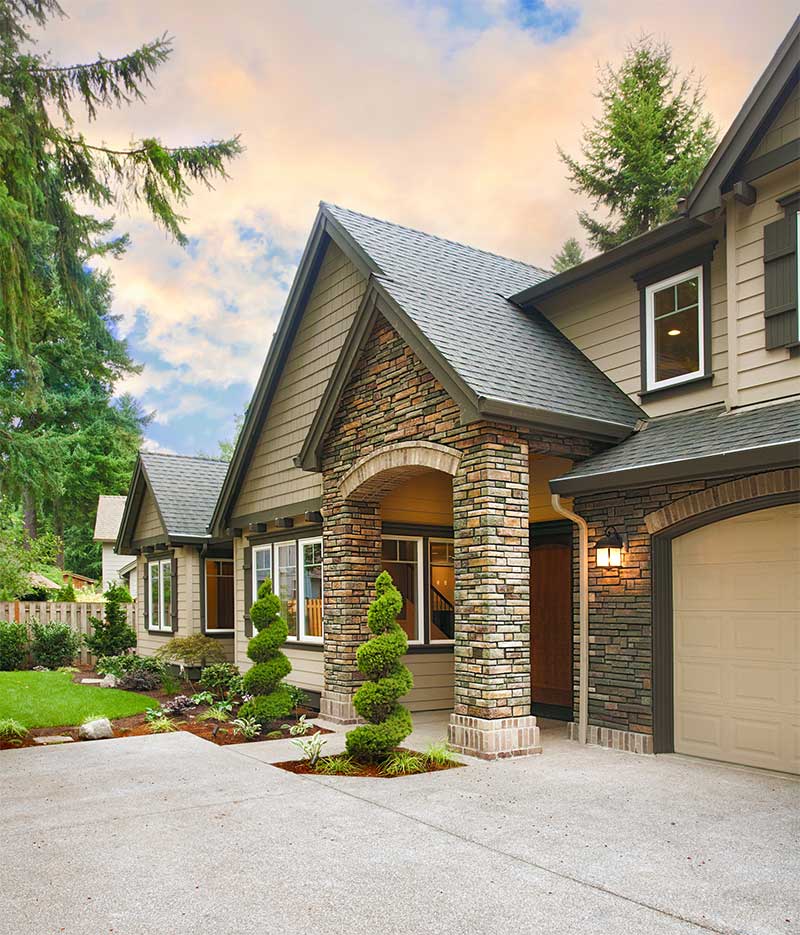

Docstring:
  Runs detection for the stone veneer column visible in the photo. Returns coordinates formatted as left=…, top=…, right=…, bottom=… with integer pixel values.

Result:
left=448, top=424, right=540, bottom=759
left=319, top=493, right=381, bottom=723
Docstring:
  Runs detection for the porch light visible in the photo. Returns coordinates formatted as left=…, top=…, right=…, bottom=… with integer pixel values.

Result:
left=596, top=526, right=623, bottom=568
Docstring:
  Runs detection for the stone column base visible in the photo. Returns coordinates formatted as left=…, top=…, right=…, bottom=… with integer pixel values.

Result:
left=568, top=722, right=653, bottom=754
left=448, top=713, right=542, bottom=760
left=319, top=690, right=361, bottom=724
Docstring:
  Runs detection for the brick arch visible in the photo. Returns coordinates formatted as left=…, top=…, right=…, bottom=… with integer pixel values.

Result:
left=338, top=440, right=461, bottom=502
left=645, top=468, right=800, bottom=534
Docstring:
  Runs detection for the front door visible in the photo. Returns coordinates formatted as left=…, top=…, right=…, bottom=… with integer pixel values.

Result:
left=530, top=525, right=573, bottom=719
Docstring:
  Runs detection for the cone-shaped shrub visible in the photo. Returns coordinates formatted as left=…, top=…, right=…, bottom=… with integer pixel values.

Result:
left=346, top=570, right=414, bottom=761
left=239, top=578, right=293, bottom=723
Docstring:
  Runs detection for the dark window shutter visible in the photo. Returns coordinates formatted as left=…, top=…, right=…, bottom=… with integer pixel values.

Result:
left=763, top=211, right=798, bottom=349
left=243, top=546, right=253, bottom=638
left=142, top=560, right=149, bottom=630
left=171, top=554, right=179, bottom=632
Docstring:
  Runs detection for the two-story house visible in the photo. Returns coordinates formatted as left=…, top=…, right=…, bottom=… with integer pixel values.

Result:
left=198, top=19, right=796, bottom=772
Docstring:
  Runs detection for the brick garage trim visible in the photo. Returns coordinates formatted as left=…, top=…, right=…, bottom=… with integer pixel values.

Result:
left=645, top=468, right=800, bottom=533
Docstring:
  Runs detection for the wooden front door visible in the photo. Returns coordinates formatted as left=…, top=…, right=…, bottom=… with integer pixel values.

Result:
left=530, top=529, right=573, bottom=715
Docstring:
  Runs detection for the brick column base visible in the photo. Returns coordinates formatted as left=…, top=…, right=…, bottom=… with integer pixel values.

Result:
left=568, top=722, right=653, bottom=754
left=448, top=713, right=542, bottom=760
left=319, top=690, right=361, bottom=724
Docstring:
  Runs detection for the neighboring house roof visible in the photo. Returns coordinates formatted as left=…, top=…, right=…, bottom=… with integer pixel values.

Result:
left=63, top=572, right=96, bottom=586
left=28, top=572, right=60, bottom=590
left=550, top=399, right=800, bottom=494
left=687, top=16, right=799, bottom=217
left=118, top=557, right=138, bottom=577
left=93, top=495, right=128, bottom=542
left=213, top=202, right=644, bottom=531
left=117, top=451, right=230, bottom=551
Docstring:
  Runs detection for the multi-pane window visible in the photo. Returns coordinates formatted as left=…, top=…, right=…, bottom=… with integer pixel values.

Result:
left=380, top=537, right=423, bottom=642
left=645, top=267, right=704, bottom=390
left=253, top=545, right=272, bottom=594
left=148, top=558, right=172, bottom=632
left=250, top=539, right=324, bottom=642
left=429, top=540, right=455, bottom=642
left=299, top=539, right=323, bottom=642
left=205, top=559, right=234, bottom=631
left=276, top=542, right=298, bottom=638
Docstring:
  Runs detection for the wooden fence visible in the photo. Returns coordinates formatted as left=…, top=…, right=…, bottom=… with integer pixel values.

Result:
left=0, top=601, right=136, bottom=665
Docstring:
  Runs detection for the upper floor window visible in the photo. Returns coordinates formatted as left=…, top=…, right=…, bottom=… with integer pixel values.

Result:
left=644, top=266, right=705, bottom=391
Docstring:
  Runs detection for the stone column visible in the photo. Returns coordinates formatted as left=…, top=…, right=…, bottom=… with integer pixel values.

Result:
left=319, top=491, right=381, bottom=723
left=448, top=423, right=540, bottom=759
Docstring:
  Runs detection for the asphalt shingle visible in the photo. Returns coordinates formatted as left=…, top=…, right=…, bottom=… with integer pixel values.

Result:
left=93, top=495, right=128, bottom=541
left=324, top=203, right=644, bottom=431
left=140, top=452, right=229, bottom=538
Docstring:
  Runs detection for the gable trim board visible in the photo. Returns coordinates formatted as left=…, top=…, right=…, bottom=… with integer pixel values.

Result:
left=687, top=17, right=799, bottom=217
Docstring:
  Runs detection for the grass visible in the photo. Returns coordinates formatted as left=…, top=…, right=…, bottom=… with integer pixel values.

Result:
left=0, top=671, right=153, bottom=729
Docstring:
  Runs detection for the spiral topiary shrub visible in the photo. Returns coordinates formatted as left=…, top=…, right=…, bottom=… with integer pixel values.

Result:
left=239, top=578, right=293, bottom=723
left=346, top=570, right=414, bottom=761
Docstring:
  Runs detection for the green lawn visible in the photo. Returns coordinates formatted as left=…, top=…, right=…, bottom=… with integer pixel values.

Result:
left=0, top=671, right=154, bottom=728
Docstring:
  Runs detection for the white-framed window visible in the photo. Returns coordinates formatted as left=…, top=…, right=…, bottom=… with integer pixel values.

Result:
left=252, top=544, right=272, bottom=600
left=429, top=539, right=455, bottom=643
left=380, top=536, right=424, bottom=643
left=644, top=265, right=705, bottom=391
left=298, top=537, right=323, bottom=642
left=275, top=541, right=298, bottom=639
left=205, top=559, right=234, bottom=632
left=148, top=557, right=172, bottom=632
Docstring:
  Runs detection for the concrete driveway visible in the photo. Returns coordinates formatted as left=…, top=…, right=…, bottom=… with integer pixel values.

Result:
left=1, top=721, right=797, bottom=935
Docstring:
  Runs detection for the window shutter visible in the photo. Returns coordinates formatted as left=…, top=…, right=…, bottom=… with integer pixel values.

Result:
left=243, top=546, right=253, bottom=638
left=763, top=211, right=798, bottom=349
left=170, top=554, right=179, bottom=632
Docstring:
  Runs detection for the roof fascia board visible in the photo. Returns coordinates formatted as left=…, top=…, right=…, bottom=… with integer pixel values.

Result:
left=136, top=457, right=171, bottom=541
left=511, top=217, right=704, bottom=307
left=549, top=440, right=800, bottom=495
left=738, top=137, right=800, bottom=184
left=211, top=205, right=388, bottom=534
left=687, top=19, right=799, bottom=216
left=115, top=457, right=145, bottom=554
left=476, top=396, right=635, bottom=442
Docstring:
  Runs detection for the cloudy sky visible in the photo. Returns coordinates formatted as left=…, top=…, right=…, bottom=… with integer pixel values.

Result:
left=40, top=1, right=797, bottom=456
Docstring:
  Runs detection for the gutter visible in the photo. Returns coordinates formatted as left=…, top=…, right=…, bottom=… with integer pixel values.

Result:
left=550, top=495, right=588, bottom=745
left=476, top=395, right=636, bottom=442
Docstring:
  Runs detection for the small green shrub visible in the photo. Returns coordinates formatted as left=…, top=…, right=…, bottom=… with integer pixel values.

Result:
left=160, top=671, right=182, bottom=694
left=54, top=581, right=76, bottom=602
left=96, top=654, right=164, bottom=679
left=30, top=621, right=81, bottom=669
left=265, top=729, right=283, bottom=739
left=281, top=714, right=310, bottom=736
left=422, top=742, right=459, bottom=768
left=239, top=578, right=293, bottom=723
left=147, top=715, right=177, bottom=734
left=285, top=684, right=310, bottom=711
left=190, top=691, right=214, bottom=706
left=196, top=703, right=232, bottom=722
left=155, top=634, right=227, bottom=668
left=84, top=583, right=136, bottom=658
left=0, top=621, right=29, bottom=671
left=117, top=670, right=160, bottom=692
left=291, top=732, right=327, bottom=766
left=0, top=717, right=28, bottom=742
left=198, top=662, right=241, bottom=698
left=380, top=750, right=426, bottom=776
left=231, top=716, right=262, bottom=739
left=314, top=755, right=359, bottom=776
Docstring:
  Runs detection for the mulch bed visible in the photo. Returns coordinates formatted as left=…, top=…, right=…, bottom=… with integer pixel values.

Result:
left=275, top=752, right=464, bottom=779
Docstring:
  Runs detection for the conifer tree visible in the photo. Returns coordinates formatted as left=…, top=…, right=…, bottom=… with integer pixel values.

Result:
left=559, top=37, right=716, bottom=252
left=551, top=236, right=585, bottom=272
left=0, top=0, right=242, bottom=356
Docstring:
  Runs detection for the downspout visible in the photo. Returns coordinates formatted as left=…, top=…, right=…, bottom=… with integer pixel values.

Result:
left=551, top=494, right=589, bottom=745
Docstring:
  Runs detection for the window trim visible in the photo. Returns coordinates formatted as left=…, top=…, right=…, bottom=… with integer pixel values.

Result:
left=380, top=535, right=424, bottom=645
left=297, top=536, right=324, bottom=644
left=203, top=557, right=234, bottom=634
left=274, top=540, right=299, bottom=642
left=147, top=557, right=172, bottom=632
left=251, top=543, right=273, bottom=606
left=428, top=537, right=456, bottom=645
left=643, top=264, right=706, bottom=392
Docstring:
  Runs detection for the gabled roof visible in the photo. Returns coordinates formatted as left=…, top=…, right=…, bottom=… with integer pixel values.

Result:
left=550, top=398, right=800, bottom=494
left=687, top=16, right=799, bottom=216
left=93, top=495, right=128, bottom=542
left=117, top=451, right=230, bottom=551
left=213, top=202, right=644, bottom=531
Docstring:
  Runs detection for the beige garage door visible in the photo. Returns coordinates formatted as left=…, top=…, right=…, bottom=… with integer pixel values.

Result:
left=673, top=502, right=800, bottom=774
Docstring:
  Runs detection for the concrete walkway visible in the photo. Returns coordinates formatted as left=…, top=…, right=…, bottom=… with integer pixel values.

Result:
left=1, top=718, right=797, bottom=935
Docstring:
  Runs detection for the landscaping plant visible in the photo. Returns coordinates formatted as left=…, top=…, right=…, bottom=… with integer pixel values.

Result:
left=96, top=654, right=164, bottom=679
left=239, top=578, right=294, bottom=724
left=0, top=718, right=28, bottom=743
left=155, top=634, right=227, bottom=669
left=196, top=702, right=233, bottom=722
left=198, top=662, right=241, bottom=699
left=85, top=584, right=136, bottom=659
left=117, top=670, right=161, bottom=692
left=345, top=571, right=413, bottom=761
left=380, top=750, right=426, bottom=777
left=190, top=691, right=214, bottom=707
left=282, top=714, right=310, bottom=737
left=231, top=716, right=262, bottom=740
left=29, top=621, right=81, bottom=669
left=422, top=743, right=459, bottom=768
left=314, top=755, right=359, bottom=776
left=292, top=732, right=327, bottom=766
left=0, top=621, right=28, bottom=671
left=146, top=715, right=177, bottom=734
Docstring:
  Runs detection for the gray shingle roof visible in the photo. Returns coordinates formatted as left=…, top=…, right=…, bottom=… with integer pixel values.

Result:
left=140, top=452, right=230, bottom=538
left=93, top=495, right=128, bottom=541
left=323, top=203, right=644, bottom=431
left=550, top=399, right=800, bottom=493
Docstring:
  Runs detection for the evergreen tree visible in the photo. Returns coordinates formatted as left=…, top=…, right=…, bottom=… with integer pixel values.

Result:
left=551, top=237, right=585, bottom=273
left=85, top=581, right=136, bottom=658
left=559, top=37, right=716, bottom=252
left=0, top=0, right=242, bottom=357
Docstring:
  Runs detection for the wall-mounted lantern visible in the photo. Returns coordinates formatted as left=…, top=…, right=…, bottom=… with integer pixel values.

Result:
left=595, top=526, right=623, bottom=568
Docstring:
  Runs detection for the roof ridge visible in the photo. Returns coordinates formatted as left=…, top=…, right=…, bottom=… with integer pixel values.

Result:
left=320, top=201, right=551, bottom=278
left=141, top=450, right=228, bottom=465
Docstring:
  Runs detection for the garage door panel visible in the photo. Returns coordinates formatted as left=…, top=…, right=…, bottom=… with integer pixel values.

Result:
left=673, top=503, right=799, bottom=775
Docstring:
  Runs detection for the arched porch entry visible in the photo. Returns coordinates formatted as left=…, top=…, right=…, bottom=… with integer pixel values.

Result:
left=320, top=436, right=541, bottom=760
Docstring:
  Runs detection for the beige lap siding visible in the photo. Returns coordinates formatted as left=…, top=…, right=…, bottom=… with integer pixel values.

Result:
left=133, top=487, right=166, bottom=541
left=405, top=653, right=454, bottom=712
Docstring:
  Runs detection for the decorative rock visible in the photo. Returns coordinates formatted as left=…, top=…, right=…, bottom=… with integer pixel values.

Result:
left=34, top=735, right=74, bottom=745
left=99, top=674, right=117, bottom=688
left=78, top=718, right=114, bottom=740
left=80, top=678, right=103, bottom=684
